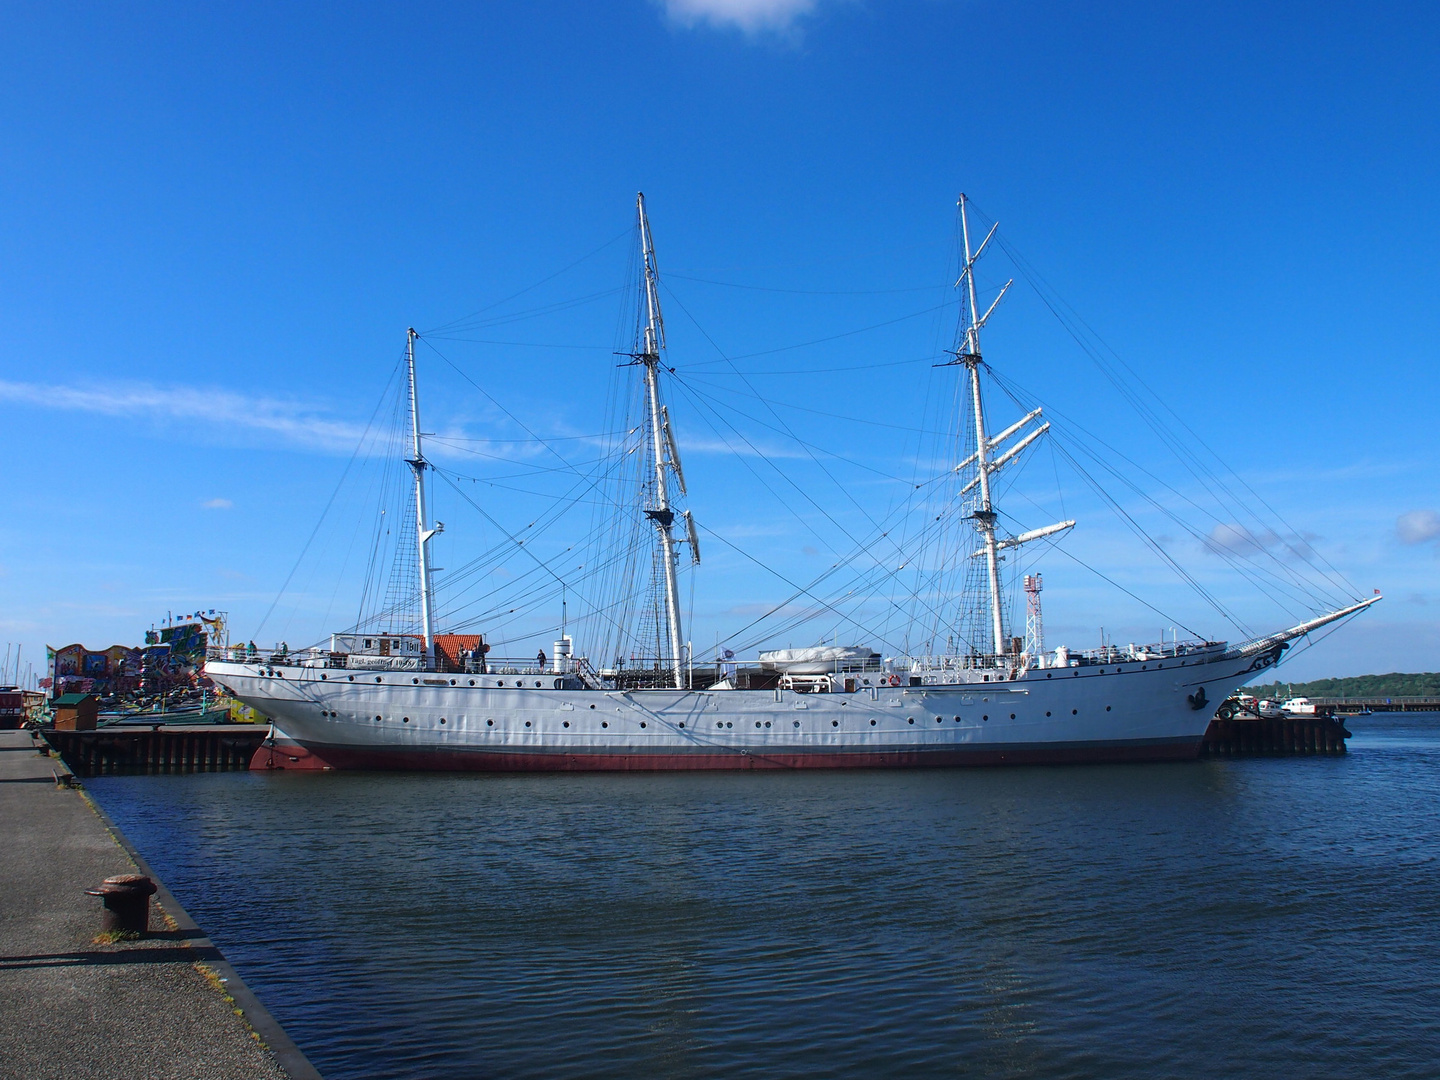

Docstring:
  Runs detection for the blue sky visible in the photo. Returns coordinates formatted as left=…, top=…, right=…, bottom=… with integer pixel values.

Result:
left=1, top=0, right=1437, bottom=685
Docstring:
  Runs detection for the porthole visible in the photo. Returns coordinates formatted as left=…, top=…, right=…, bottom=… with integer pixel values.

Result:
left=640, top=722, right=646, bottom=728
left=525, top=721, right=531, bottom=728
left=793, top=720, right=800, bottom=727
left=982, top=715, right=988, bottom=721
left=469, top=680, right=475, bottom=686
left=934, top=717, right=941, bottom=724
left=764, top=721, right=771, bottom=728
left=534, top=681, right=541, bottom=688
left=602, top=721, right=608, bottom=728
left=563, top=721, right=569, bottom=728
left=402, top=717, right=410, bottom=723
left=717, top=721, right=724, bottom=728
left=321, top=674, right=327, bottom=680
left=907, top=718, right=914, bottom=725
left=497, top=681, right=505, bottom=687
left=1072, top=709, right=1078, bottom=715
left=375, top=677, right=383, bottom=683
left=412, top=678, right=419, bottom=685
left=1106, top=705, right=1112, bottom=711
left=1045, top=711, right=1051, bottom=717
left=954, top=716, right=961, bottom=723
left=1141, top=665, right=1146, bottom=670
left=589, top=704, right=596, bottom=709
left=375, top=715, right=381, bottom=722
left=1010, top=713, right=1016, bottom=719
left=486, top=719, right=494, bottom=726
left=440, top=718, right=447, bottom=725
left=1046, top=673, right=1052, bottom=679
left=726, top=722, right=733, bottom=728
left=1157, top=663, right=1164, bottom=669
left=756, top=721, right=763, bottom=729
left=832, top=720, right=839, bottom=727
left=348, top=676, right=354, bottom=682
left=870, top=719, right=876, bottom=726
left=678, top=721, right=685, bottom=728
left=450, top=679, right=456, bottom=685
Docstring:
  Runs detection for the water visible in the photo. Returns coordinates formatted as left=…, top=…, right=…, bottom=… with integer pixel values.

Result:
left=86, top=714, right=1440, bottom=1079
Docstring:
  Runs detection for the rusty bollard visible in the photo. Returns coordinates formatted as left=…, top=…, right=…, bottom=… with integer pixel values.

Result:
left=85, top=874, right=157, bottom=934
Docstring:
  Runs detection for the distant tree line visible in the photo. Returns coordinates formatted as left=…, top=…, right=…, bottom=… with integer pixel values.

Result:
left=1242, top=672, right=1440, bottom=699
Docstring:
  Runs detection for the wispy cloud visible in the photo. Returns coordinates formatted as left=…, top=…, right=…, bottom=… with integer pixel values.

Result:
left=1397, top=510, right=1440, bottom=546
left=0, top=379, right=366, bottom=453
left=201, top=498, right=233, bottom=510
left=657, top=0, right=820, bottom=34
left=1204, top=522, right=1317, bottom=562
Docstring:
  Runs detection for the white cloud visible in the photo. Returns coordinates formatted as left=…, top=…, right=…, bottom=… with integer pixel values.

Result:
left=1397, top=510, right=1440, bottom=545
left=657, top=0, right=819, bottom=33
left=0, top=379, right=367, bottom=453
left=201, top=498, right=233, bottom=510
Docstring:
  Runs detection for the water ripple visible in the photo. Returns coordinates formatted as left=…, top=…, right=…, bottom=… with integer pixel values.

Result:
left=88, top=713, right=1440, bottom=1079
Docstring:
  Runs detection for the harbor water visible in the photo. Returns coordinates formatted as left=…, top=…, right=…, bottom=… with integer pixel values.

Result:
left=86, top=713, right=1440, bottom=1079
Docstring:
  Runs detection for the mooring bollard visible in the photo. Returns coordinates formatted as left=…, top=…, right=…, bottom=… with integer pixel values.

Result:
left=85, top=874, right=157, bottom=934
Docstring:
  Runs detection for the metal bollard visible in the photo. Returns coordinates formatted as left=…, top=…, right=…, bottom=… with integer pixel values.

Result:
left=85, top=874, right=157, bottom=934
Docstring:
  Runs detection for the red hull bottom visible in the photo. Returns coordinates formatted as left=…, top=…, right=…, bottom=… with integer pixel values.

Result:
left=251, top=737, right=1203, bottom=772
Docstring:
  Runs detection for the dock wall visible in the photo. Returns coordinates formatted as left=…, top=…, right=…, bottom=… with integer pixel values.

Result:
left=41, top=727, right=268, bottom=777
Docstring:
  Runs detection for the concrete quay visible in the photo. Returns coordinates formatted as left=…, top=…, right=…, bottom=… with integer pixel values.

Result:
left=0, top=730, right=320, bottom=1080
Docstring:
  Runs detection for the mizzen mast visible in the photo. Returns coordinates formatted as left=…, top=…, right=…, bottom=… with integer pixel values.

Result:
left=405, top=328, right=442, bottom=664
left=636, top=193, right=686, bottom=688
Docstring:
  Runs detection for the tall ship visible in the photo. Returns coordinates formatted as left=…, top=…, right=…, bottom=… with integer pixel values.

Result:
left=206, top=194, right=1376, bottom=770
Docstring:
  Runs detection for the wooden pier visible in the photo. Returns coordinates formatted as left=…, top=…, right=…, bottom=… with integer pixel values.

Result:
left=1201, top=715, right=1350, bottom=757
left=40, top=726, right=269, bottom=777
left=1313, top=696, right=1440, bottom=714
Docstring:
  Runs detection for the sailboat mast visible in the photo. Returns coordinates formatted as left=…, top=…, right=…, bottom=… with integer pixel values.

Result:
left=636, top=193, right=685, bottom=688
left=406, top=328, right=439, bottom=663
left=958, top=195, right=1006, bottom=656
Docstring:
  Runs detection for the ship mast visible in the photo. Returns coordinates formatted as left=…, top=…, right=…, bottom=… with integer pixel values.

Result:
left=405, top=328, right=441, bottom=664
left=636, top=193, right=686, bottom=688
left=958, top=195, right=1007, bottom=655
left=950, top=196, right=1072, bottom=660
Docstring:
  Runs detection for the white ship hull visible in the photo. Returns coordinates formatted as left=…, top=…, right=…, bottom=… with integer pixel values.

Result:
left=208, top=648, right=1275, bottom=771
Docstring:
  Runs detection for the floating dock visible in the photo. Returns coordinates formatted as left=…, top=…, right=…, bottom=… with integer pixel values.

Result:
left=1201, top=715, right=1350, bottom=757
left=0, top=729, right=320, bottom=1078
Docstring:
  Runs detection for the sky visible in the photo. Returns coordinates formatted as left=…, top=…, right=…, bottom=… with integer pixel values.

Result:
left=1, top=0, right=1437, bottom=686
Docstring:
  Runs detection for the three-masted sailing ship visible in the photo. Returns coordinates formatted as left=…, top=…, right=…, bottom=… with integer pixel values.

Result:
left=206, top=194, right=1377, bottom=770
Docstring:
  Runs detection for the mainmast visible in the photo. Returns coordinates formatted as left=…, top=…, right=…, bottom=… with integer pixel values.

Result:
left=636, top=193, right=686, bottom=688
left=405, top=328, right=441, bottom=663
left=957, top=195, right=1007, bottom=655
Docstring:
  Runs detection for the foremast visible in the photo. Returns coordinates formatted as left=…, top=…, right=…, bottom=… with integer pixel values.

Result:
left=957, top=198, right=1007, bottom=655
left=951, top=194, right=1073, bottom=660
left=636, top=193, right=687, bottom=689
left=405, top=328, right=442, bottom=664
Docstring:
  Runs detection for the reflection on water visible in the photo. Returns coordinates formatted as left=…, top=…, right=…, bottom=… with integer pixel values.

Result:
left=88, top=714, right=1440, bottom=1079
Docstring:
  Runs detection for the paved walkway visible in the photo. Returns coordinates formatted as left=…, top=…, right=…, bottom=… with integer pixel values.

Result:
left=0, top=730, right=316, bottom=1079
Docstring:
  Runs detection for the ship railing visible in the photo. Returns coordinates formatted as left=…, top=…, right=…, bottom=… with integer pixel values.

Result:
left=1066, top=639, right=1223, bottom=665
